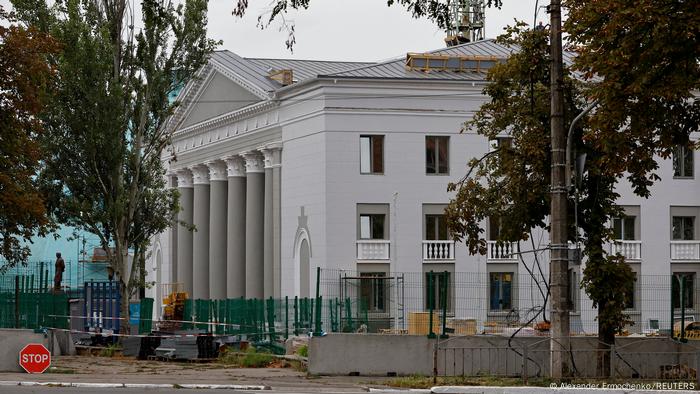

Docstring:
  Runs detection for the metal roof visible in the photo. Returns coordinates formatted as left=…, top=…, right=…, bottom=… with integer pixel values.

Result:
left=245, top=58, right=373, bottom=83
left=210, top=39, right=576, bottom=93
left=319, top=39, right=516, bottom=80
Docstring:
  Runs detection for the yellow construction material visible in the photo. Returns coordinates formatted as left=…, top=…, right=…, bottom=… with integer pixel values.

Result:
left=447, top=318, right=477, bottom=336
left=405, top=53, right=501, bottom=73
left=408, top=312, right=442, bottom=335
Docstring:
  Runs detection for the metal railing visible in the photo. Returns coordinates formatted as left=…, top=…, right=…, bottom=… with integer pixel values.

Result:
left=423, top=240, right=455, bottom=260
left=671, top=241, right=700, bottom=260
left=356, top=240, right=390, bottom=260
left=436, top=337, right=700, bottom=381
left=610, top=240, right=642, bottom=261
left=487, top=241, right=518, bottom=261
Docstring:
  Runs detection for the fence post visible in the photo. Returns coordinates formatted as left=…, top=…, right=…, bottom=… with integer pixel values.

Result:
left=428, top=271, right=436, bottom=339
left=440, top=271, right=449, bottom=339
left=609, top=345, right=615, bottom=379
left=14, top=276, right=19, bottom=328
left=522, top=344, right=529, bottom=385
left=681, top=275, right=686, bottom=341
left=695, top=350, right=700, bottom=387
left=285, top=296, right=289, bottom=339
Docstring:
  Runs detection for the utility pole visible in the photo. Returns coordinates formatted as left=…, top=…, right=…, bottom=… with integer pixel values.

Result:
left=548, top=0, right=570, bottom=379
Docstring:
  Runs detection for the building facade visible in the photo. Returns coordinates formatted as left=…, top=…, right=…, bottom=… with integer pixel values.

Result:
left=147, top=40, right=698, bottom=334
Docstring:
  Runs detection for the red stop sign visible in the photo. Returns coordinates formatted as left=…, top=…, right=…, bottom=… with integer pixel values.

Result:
left=19, top=343, right=51, bottom=374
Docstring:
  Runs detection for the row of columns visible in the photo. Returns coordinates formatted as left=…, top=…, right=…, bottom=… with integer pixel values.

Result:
left=173, top=144, right=281, bottom=300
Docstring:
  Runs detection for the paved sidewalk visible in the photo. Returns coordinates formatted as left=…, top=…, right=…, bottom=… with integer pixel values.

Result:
left=0, top=356, right=391, bottom=392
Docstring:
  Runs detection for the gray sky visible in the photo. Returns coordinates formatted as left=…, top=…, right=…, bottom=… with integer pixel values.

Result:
left=0, top=0, right=542, bottom=60
left=209, top=0, right=542, bottom=61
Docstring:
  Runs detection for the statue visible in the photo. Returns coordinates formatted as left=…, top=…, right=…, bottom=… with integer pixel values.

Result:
left=54, top=252, right=65, bottom=292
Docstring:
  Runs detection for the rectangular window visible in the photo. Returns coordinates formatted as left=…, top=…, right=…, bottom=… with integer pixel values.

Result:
left=672, top=273, right=695, bottom=309
left=673, top=145, right=694, bottom=178
left=360, top=135, right=384, bottom=174
left=360, top=272, right=387, bottom=312
left=425, top=271, right=452, bottom=312
left=613, top=216, right=636, bottom=240
left=360, top=214, right=385, bottom=239
left=489, top=272, right=513, bottom=311
left=672, top=216, right=695, bottom=240
left=488, top=217, right=502, bottom=241
left=425, top=214, right=448, bottom=240
left=426, top=136, right=449, bottom=174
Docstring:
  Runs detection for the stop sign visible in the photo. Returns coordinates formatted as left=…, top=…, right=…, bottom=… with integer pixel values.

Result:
left=19, top=343, right=51, bottom=374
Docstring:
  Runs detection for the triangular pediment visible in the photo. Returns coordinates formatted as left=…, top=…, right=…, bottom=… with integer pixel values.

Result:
left=179, top=70, right=263, bottom=129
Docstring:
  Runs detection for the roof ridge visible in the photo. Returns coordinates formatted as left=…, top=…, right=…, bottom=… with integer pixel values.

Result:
left=425, top=38, right=498, bottom=54
left=319, top=38, right=504, bottom=77
left=245, top=57, right=374, bottom=64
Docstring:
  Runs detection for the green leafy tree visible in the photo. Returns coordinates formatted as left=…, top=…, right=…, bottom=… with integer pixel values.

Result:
left=565, top=0, right=700, bottom=195
left=0, top=7, right=58, bottom=268
left=11, top=0, right=218, bottom=329
left=443, top=24, right=635, bottom=376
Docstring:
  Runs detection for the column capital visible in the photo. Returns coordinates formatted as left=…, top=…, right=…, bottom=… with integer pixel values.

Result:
left=206, top=160, right=227, bottom=181
left=223, top=155, right=246, bottom=178
left=259, top=143, right=282, bottom=169
left=191, top=165, right=210, bottom=185
left=241, top=151, right=265, bottom=173
left=175, top=168, right=193, bottom=188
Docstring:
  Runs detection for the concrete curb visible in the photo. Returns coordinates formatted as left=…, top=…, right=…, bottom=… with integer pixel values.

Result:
left=430, top=385, right=697, bottom=394
left=0, top=380, right=270, bottom=390
left=368, top=389, right=431, bottom=393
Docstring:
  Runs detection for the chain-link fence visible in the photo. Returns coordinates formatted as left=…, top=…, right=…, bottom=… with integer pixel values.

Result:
left=317, top=269, right=697, bottom=339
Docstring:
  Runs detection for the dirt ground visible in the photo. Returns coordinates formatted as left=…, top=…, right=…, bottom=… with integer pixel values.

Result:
left=0, top=356, right=392, bottom=392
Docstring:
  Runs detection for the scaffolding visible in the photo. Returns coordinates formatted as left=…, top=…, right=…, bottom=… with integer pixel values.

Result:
left=445, top=0, right=486, bottom=46
left=405, top=53, right=501, bottom=73
left=338, top=272, right=406, bottom=333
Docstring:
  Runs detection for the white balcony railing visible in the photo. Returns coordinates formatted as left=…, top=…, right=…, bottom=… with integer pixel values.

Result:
left=423, top=240, right=455, bottom=260
left=487, top=241, right=517, bottom=261
left=356, top=240, right=390, bottom=260
left=609, top=240, right=642, bottom=261
left=670, top=241, right=700, bottom=261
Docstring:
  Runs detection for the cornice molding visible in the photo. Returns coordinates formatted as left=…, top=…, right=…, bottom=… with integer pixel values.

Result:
left=174, top=100, right=278, bottom=139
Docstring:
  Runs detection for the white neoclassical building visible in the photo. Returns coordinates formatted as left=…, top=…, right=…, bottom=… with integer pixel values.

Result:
left=147, top=39, right=699, bottom=334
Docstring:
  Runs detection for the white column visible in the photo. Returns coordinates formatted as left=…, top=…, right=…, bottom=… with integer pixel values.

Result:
left=242, top=151, right=265, bottom=299
left=192, top=165, right=210, bottom=300
left=225, top=156, right=246, bottom=298
left=176, top=169, right=194, bottom=297
left=261, top=143, right=282, bottom=298
left=207, top=160, right=227, bottom=301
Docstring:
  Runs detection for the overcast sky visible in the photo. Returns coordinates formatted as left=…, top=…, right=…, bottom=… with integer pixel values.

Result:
left=210, top=0, right=542, bottom=61
left=0, top=0, right=542, bottom=60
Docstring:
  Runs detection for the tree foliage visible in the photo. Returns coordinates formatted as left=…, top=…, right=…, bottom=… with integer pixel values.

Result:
left=565, top=0, right=700, bottom=195
left=0, top=7, right=58, bottom=267
left=11, top=0, right=218, bottom=326
left=444, top=24, right=635, bottom=355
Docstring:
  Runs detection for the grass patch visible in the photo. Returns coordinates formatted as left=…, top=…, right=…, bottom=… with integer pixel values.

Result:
left=296, top=345, right=308, bottom=358
left=99, top=344, right=121, bottom=357
left=385, top=375, right=554, bottom=388
left=47, top=367, right=76, bottom=374
left=241, top=352, right=274, bottom=367
left=218, top=350, right=274, bottom=368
